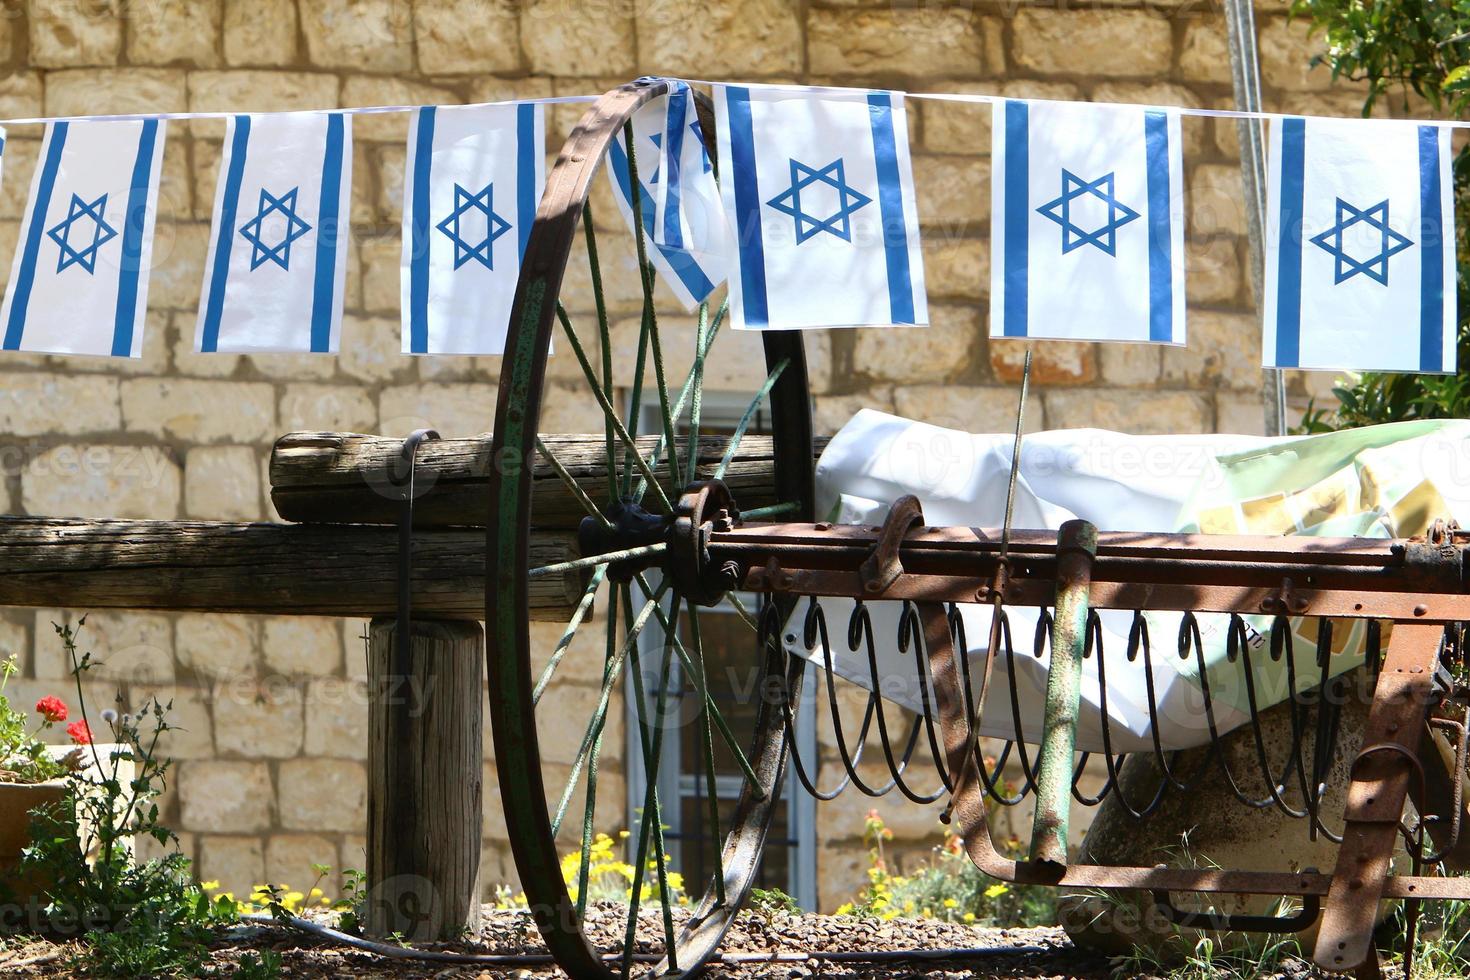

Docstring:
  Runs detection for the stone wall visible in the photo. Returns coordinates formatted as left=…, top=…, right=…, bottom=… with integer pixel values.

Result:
left=0, top=0, right=1373, bottom=911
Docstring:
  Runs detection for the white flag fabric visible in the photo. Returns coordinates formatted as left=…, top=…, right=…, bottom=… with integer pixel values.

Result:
left=0, top=119, right=165, bottom=357
left=195, top=111, right=352, bottom=353
left=713, top=83, right=927, bottom=332
left=1263, top=116, right=1455, bottom=373
left=990, top=99, right=1184, bottom=344
left=400, top=102, right=544, bottom=355
left=648, top=79, right=725, bottom=262
left=607, top=87, right=726, bottom=310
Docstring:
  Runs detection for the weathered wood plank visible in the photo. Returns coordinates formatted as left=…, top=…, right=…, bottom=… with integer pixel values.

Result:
left=269, top=432, right=825, bottom=528
left=0, top=517, right=583, bottom=620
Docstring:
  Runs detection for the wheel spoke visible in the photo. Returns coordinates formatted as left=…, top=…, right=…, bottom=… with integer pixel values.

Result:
left=575, top=579, right=620, bottom=918
left=580, top=203, right=618, bottom=506
left=535, top=435, right=613, bottom=530
left=529, top=543, right=666, bottom=580
left=685, top=600, right=726, bottom=904
left=714, top=358, right=791, bottom=480
left=533, top=565, right=607, bottom=706
left=633, top=299, right=725, bottom=501
left=742, top=501, right=802, bottom=521
left=723, top=591, right=761, bottom=634
left=683, top=302, right=709, bottom=488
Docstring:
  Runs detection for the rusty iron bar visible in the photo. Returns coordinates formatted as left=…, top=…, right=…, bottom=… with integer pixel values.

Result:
left=1029, top=519, right=1097, bottom=867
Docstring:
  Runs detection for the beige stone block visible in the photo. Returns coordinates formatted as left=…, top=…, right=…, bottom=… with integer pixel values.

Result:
left=1217, top=392, right=1268, bottom=436
left=356, top=235, right=400, bottom=314
left=415, top=0, right=521, bottom=74
left=186, top=71, right=340, bottom=113
left=635, top=0, right=801, bottom=77
left=342, top=76, right=460, bottom=143
left=128, top=0, right=221, bottom=66
left=813, top=389, right=894, bottom=437
left=1099, top=343, right=1163, bottom=387
left=379, top=383, right=497, bottom=437
left=852, top=306, right=977, bottom=384
left=0, top=374, right=119, bottom=436
left=279, top=384, right=376, bottom=434
left=536, top=381, right=612, bottom=434
left=1161, top=310, right=1260, bottom=390
left=529, top=618, right=613, bottom=689
left=303, top=678, right=368, bottom=759
left=0, top=616, right=28, bottom=677
left=1187, top=236, right=1246, bottom=307
left=214, top=682, right=304, bottom=757
left=245, top=352, right=336, bottom=382
left=265, top=834, right=340, bottom=895
left=22, top=445, right=181, bottom=520
left=342, top=620, right=371, bottom=681
left=278, top=759, right=366, bottom=832
left=535, top=682, right=622, bottom=768
left=43, top=68, right=186, bottom=115
left=523, top=0, right=633, bottom=77
left=184, top=445, right=262, bottom=520
left=174, top=328, right=244, bottom=378
left=0, top=73, right=43, bottom=121
left=1042, top=389, right=1209, bottom=435
left=349, top=149, right=376, bottom=228
left=147, top=222, right=212, bottom=309
left=606, top=312, right=773, bottom=395
left=414, top=354, right=500, bottom=384
left=300, top=0, right=412, bottom=71
left=30, top=0, right=121, bottom=67
left=262, top=618, right=343, bottom=677
left=1189, top=163, right=1249, bottom=239
left=134, top=684, right=214, bottom=760
left=912, top=156, right=987, bottom=232
left=466, top=76, right=555, bottom=108
left=1258, top=16, right=1334, bottom=92
left=336, top=314, right=406, bottom=386
left=893, top=383, right=1043, bottom=434
left=1013, top=9, right=1172, bottom=78
left=816, top=839, right=868, bottom=913
left=1091, top=82, right=1208, bottom=158
left=121, top=379, right=276, bottom=443
left=989, top=339, right=1096, bottom=385
left=179, top=760, right=274, bottom=833
left=198, top=834, right=265, bottom=897
left=223, top=0, right=297, bottom=66
left=33, top=609, right=173, bottom=683
left=1179, top=17, right=1232, bottom=85
left=339, top=834, right=368, bottom=878
left=375, top=143, right=406, bottom=223
left=176, top=613, right=257, bottom=682
left=0, top=138, right=38, bottom=221
left=154, top=132, right=195, bottom=223
left=922, top=237, right=986, bottom=301
left=808, top=8, right=983, bottom=77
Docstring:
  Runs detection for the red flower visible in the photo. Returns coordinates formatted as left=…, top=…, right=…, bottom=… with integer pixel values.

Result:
left=34, top=696, right=67, bottom=723
left=65, top=720, right=91, bottom=746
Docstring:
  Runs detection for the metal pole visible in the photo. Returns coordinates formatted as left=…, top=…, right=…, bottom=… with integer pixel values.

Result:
left=1224, top=0, right=1287, bottom=437
left=1028, top=518, right=1098, bottom=868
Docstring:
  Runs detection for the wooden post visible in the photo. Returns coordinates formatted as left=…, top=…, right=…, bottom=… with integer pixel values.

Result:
left=366, top=617, right=483, bottom=940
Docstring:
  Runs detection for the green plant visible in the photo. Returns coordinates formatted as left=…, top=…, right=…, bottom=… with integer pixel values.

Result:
left=225, top=950, right=282, bottom=979
left=1290, top=1, right=1470, bottom=429
left=748, top=887, right=800, bottom=927
left=21, top=620, right=237, bottom=978
left=0, top=654, right=76, bottom=786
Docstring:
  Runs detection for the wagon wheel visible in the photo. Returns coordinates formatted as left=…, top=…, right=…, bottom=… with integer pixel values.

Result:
left=486, top=78, right=816, bottom=978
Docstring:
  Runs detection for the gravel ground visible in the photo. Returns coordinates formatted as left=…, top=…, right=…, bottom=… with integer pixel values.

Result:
left=0, top=906, right=1119, bottom=978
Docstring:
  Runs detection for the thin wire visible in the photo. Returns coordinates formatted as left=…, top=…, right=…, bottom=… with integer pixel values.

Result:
left=0, top=94, right=599, bottom=127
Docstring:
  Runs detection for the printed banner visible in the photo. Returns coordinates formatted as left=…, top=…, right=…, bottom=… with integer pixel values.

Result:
left=991, top=99, right=1184, bottom=344
left=607, top=89, right=726, bottom=310
left=401, top=102, right=544, bottom=355
left=194, top=111, right=352, bottom=353
left=0, top=119, right=164, bottom=357
left=1263, top=116, right=1455, bottom=373
left=713, top=83, right=927, bottom=331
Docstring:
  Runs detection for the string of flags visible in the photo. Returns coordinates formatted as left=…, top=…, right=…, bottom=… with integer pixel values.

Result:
left=0, top=77, right=1457, bottom=376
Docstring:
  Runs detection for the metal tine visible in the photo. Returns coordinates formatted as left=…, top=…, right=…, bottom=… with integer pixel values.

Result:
left=1229, top=613, right=1313, bottom=820
left=897, top=600, right=960, bottom=794
left=1419, top=701, right=1470, bottom=864
left=1080, top=609, right=1171, bottom=817
left=948, top=605, right=1031, bottom=807
left=850, top=600, right=947, bottom=804
left=1130, top=610, right=1197, bottom=796
left=1306, top=617, right=1347, bottom=843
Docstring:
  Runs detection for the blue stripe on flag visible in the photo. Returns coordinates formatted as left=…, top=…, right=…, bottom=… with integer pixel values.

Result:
left=608, top=135, right=715, bottom=305
left=1143, top=110, right=1173, bottom=343
left=4, top=121, right=68, bottom=350
left=661, top=84, right=687, bottom=249
left=1002, top=101, right=1029, bottom=337
left=408, top=107, right=435, bottom=355
left=199, top=115, right=251, bottom=353
left=867, top=91, right=915, bottom=325
left=310, top=113, right=345, bottom=354
left=1418, top=125, right=1444, bottom=373
left=724, top=87, right=769, bottom=328
left=1274, top=117, right=1307, bottom=369
left=111, top=118, right=159, bottom=357
left=516, top=102, right=536, bottom=259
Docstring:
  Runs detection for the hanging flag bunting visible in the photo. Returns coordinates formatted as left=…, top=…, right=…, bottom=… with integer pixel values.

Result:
left=713, top=83, right=926, bottom=332
left=194, top=111, right=352, bottom=354
left=606, top=86, right=727, bottom=310
left=991, top=99, right=1184, bottom=345
left=400, top=102, right=544, bottom=355
left=0, top=119, right=164, bottom=357
left=1263, top=116, right=1455, bottom=373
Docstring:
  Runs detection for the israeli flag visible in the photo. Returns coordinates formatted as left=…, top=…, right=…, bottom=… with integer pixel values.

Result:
left=714, top=83, right=927, bottom=331
left=195, top=111, right=352, bottom=353
left=401, top=102, right=544, bottom=355
left=991, top=99, right=1184, bottom=344
left=0, top=119, right=165, bottom=357
left=607, top=86, right=726, bottom=310
left=1264, top=117, right=1455, bottom=373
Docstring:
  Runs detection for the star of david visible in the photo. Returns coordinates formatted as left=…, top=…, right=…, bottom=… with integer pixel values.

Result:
left=1309, top=198, right=1414, bottom=286
left=47, top=193, right=117, bottom=274
left=239, top=187, right=312, bottom=272
left=436, top=182, right=512, bottom=271
left=1035, top=169, right=1140, bottom=257
left=765, top=158, right=873, bottom=245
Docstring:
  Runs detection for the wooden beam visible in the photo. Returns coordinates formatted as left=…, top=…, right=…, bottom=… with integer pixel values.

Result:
left=270, top=431, right=824, bottom=528
left=0, top=516, right=582, bottom=620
